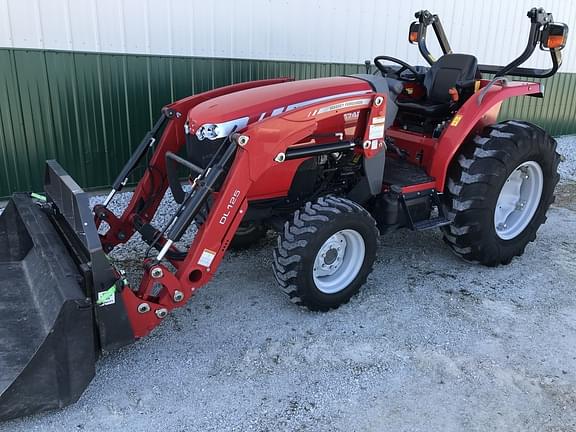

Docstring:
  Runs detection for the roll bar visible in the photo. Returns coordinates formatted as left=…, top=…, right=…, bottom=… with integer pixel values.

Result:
left=411, top=10, right=452, bottom=65
left=410, top=7, right=567, bottom=79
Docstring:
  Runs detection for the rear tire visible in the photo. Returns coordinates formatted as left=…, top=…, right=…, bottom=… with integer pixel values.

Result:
left=273, top=196, right=379, bottom=311
left=442, top=120, right=560, bottom=266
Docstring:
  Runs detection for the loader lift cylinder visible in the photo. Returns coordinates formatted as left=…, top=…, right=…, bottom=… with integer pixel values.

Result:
left=165, top=139, right=237, bottom=244
left=104, top=112, right=168, bottom=206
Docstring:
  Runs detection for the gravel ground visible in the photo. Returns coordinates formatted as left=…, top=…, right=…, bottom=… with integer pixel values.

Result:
left=557, top=135, right=576, bottom=181
left=1, top=136, right=575, bottom=432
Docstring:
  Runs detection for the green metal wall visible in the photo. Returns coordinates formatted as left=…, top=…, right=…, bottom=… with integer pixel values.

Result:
left=0, top=48, right=575, bottom=198
left=498, top=74, right=576, bottom=136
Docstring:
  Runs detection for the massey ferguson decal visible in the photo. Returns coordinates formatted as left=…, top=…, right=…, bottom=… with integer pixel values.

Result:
left=311, top=98, right=371, bottom=117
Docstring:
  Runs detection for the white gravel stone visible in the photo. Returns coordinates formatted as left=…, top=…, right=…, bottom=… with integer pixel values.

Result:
left=557, top=135, right=576, bottom=181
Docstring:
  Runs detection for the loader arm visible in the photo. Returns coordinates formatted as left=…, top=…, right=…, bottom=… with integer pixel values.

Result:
left=111, top=92, right=388, bottom=337
left=94, top=78, right=293, bottom=253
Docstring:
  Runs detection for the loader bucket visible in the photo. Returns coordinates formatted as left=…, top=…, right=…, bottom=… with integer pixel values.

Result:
left=0, top=193, right=95, bottom=420
left=0, top=161, right=134, bottom=421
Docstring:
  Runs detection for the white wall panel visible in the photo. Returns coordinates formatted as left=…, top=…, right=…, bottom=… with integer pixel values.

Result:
left=36, top=0, right=70, bottom=50
left=95, top=0, right=125, bottom=53
left=190, top=0, right=214, bottom=57
left=67, top=0, right=100, bottom=51
left=121, top=0, right=149, bottom=54
left=5, top=0, right=42, bottom=49
left=0, top=0, right=575, bottom=72
left=0, top=0, right=13, bottom=48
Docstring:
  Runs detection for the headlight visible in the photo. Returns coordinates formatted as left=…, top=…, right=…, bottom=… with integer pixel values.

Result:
left=194, top=117, right=250, bottom=141
left=195, top=124, right=219, bottom=140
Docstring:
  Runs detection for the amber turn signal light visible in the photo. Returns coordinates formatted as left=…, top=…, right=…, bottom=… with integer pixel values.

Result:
left=541, top=22, right=569, bottom=50
left=408, top=22, right=419, bottom=44
left=546, top=35, right=566, bottom=49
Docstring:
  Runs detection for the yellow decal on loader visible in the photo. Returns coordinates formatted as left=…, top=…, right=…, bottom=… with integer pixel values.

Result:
left=450, top=114, right=463, bottom=127
left=474, top=80, right=481, bottom=92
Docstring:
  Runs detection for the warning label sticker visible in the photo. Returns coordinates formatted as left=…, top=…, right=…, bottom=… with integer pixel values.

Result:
left=198, top=249, right=217, bottom=268
left=368, top=124, right=385, bottom=140
left=97, top=290, right=116, bottom=306
left=450, top=114, right=463, bottom=126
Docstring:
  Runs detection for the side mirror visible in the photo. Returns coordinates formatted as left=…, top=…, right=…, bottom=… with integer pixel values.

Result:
left=408, top=21, right=419, bottom=44
left=540, top=22, right=569, bottom=50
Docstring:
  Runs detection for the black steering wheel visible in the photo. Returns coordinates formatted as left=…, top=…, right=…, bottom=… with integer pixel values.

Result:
left=373, top=56, right=423, bottom=82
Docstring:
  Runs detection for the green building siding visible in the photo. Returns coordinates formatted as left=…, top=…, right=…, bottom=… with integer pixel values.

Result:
left=0, top=48, right=574, bottom=198
left=498, top=73, right=576, bottom=136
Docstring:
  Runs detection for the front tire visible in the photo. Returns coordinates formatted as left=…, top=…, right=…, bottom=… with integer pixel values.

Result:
left=443, top=120, right=560, bottom=266
left=229, top=221, right=267, bottom=250
left=273, top=196, right=379, bottom=311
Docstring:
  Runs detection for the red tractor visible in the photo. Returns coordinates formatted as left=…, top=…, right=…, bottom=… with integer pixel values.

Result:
left=0, top=7, right=569, bottom=420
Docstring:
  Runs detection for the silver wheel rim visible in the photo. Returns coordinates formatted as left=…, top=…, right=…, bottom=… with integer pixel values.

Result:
left=312, top=229, right=365, bottom=294
left=494, top=160, right=543, bottom=240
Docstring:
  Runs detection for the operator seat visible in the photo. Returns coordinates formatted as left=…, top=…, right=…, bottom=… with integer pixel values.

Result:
left=397, top=54, right=478, bottom=117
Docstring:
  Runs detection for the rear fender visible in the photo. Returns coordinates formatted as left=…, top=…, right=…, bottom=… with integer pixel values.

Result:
left=431, top=81, right=543, bottom=190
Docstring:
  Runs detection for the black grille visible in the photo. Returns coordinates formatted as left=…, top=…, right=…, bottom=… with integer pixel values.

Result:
left=186, top=133, right=226, bottom=169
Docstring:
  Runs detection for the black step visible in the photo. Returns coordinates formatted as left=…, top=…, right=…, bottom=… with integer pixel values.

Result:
left=413, top=216, right=451, bottom=231
left=383, top=157, right=434, bottom=187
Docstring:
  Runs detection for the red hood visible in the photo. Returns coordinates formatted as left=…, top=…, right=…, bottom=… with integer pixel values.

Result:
left=187, top=76, right=373, bottom=139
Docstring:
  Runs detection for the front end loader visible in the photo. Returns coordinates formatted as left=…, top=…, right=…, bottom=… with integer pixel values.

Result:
left=0, top=7, right=568, bottom=420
